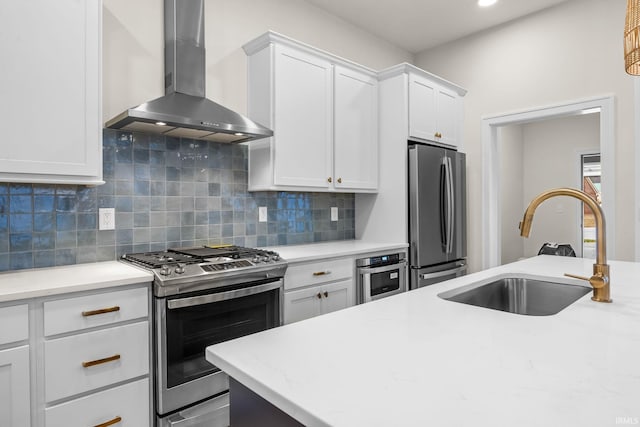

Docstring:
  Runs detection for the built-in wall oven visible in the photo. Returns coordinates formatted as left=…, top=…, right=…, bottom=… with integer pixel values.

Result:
left=121, top=246, right=287, bottom=427
left=356, top=252, right=407, bottom=304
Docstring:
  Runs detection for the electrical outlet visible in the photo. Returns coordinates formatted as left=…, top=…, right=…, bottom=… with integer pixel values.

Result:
left=258, top=206, right=268, bottom=222
left=331, top=207, right=338, bottom=222
left=99, top=208, right=116, bottom=230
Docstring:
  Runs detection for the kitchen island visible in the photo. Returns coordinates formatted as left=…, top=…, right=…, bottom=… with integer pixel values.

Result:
left=206, top=255, right=640, bottom=426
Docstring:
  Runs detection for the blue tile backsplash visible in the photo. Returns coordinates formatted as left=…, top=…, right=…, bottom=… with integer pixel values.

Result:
left=0, top=130, right=355, bottom=271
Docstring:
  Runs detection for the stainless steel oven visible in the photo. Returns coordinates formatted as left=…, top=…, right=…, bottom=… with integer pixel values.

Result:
left=356, top=252, right=407, bottom=304
left=156, top=278, right=283, bottom=426
left=120, top=246, right=287, bottom=427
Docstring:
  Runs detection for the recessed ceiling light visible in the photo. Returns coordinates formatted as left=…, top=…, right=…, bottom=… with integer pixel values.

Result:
left=478, top=0, right=497, bottom=7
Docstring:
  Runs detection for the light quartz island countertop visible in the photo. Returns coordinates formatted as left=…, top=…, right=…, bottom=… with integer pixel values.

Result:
left=206, top=255, right=640, bottom=427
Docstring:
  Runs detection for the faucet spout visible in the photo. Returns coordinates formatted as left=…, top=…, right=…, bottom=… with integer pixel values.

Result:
left=519, top=187, right=611, bottom=303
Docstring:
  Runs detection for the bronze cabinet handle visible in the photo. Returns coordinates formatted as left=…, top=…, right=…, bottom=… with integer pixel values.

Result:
left=94, top=416, right=122, bottom=427
left=312, top=271, right=331, bottom=276
left=82, top=354, right=121, bottom=368
left=82, top=306, right=120, bottom=317
left=337, top=177, right=342, bottom=184
left=316, top=292, right=322, bottom=299
left=323, top=291, right=328, bottom=298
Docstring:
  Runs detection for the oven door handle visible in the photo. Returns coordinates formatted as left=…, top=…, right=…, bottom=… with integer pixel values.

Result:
left=357, top=260, right=406, bottom=275
left=167, top=280, right=283, bottom=310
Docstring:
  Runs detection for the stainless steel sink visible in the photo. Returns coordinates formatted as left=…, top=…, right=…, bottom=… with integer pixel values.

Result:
left=438, top=277, right=591, bottom=316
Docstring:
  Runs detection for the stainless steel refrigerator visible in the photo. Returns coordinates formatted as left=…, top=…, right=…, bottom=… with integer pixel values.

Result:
left=408, top=142, right=467, bottom=290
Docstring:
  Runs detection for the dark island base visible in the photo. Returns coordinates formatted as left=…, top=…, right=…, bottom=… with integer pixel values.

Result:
left=230, top=377, right=305, bottom=427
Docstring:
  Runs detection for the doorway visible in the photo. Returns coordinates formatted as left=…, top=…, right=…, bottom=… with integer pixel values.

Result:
left=481, top=95, right=616, bottom=269
left=498, top=113, right=599, bottom=264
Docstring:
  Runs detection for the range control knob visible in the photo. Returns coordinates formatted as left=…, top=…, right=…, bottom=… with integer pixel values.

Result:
left=174, top=263, right=186, bottom=274
left=159, top=265, right=171, bottom=276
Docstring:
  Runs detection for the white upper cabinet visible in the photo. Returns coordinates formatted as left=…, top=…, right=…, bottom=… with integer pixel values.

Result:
left=244, top=31, right=378, bottom=193
left=403, top=66, right=465, bottom=148
left=272, top=44, right=333, bottom=189
left=0, top=0, right=103, bottom=185
left=334, top=66, right=378, bottom=191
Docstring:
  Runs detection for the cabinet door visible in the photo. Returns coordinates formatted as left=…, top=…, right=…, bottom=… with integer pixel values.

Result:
left=273, top=45, right=333, bottom=189
left=435, top=86, right=460, bottom=147
left=334, top=66, right=378, bottom=191
left=44, top=321, right=149, bottom=402
left=408, top=74, right=438, bottom=142
left=0, top=346, right=31, bottom=427
left=0, top=0, right=102, bottom=184
left=321, top=279, right=354, bottom=315
left=283, top=287, right=323, bottom=324
left=45, top=378, right=149, bottom=427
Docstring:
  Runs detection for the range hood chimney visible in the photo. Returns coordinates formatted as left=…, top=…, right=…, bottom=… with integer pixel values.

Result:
left=105, top=0, right=272, bottom=143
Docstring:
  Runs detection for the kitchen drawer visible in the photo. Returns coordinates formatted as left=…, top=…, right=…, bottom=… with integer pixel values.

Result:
left=0, top=304, right=28, bottom=345
left=44, top=286, right=148, bottom=336
left=45, top=378, right=149, bottom=427
left=44, top=321, right=149, bottom=402
left=285, top=258, right=353, bottom=291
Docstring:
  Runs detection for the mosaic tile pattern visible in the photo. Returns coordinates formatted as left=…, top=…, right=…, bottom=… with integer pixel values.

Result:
left=0, top=130, right=355, bottom=271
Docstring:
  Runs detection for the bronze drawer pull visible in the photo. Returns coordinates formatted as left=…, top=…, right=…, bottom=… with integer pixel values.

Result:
left=323, top=291, right=328, bottom=298
left=93, top=416, right=122, bottom=427
left=312, top=271, right=331, bottom=276
left=82, top=306, right=120, bottom=317
left=82, top=354, right=121, bottom=368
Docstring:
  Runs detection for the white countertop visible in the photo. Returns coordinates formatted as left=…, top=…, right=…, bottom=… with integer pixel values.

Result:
left=265, top=240, right=408, bottom=263
left=0, top=261, right=152, bottom=303
left=206, top=256, right=640, bottom=426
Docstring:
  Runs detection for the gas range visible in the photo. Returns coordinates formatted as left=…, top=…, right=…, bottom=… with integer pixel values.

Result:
left=121, top=245, right=287, bottom=297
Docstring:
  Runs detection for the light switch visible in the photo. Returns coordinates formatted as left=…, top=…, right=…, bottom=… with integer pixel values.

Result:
left=259, top=206, right=268, bottom=222
left=331, top=207, right=338, bottom=222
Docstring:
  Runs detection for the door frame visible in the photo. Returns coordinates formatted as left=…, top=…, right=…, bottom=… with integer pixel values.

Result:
left=481, top=95, right=615, bottom=269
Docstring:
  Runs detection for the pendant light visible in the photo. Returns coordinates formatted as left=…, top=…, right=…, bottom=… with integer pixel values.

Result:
left=625, top=0, right=640, bottom=75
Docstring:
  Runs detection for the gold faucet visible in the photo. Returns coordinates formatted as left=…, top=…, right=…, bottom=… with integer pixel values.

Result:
left=519, top=187, right=612, bottom=303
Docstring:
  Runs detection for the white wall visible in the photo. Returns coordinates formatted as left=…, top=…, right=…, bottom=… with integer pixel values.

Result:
left=102, top=0, right=413, bottom=123
left=498, top=125, right=524, bottom=264
left=415, top=0, right=635, bottom=272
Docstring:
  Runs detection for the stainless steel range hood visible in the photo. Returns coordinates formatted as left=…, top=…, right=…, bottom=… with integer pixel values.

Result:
left=105, top=0, right=272, bottom=143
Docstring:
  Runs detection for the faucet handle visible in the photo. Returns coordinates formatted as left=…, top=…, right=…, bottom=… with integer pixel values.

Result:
left=564, top=272, right=606, bottom=289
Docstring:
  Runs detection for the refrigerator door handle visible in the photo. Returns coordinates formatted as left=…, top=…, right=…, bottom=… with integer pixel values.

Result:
left=420, top=265, right=467, bottom=280
left=439, top=159, right=447, bottom=249
left=445, top=156, right=454, bottom=254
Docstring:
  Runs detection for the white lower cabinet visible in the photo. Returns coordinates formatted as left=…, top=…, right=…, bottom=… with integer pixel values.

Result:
left=0, top=345, right=31, bottom=426
left=283, top=258, right=355, bottom=324
left=0, top=283, right=151, bottom=427
left=45, top=378, right=149, bottom=427
left=40, top=285, right=150, bottom=426
left=44, top=321, right=149, bottom=402
left=284, top=279, right=354, bottom=324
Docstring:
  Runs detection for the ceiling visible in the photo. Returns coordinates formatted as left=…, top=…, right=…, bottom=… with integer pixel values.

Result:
left=305, top=0, right=572, bottom=53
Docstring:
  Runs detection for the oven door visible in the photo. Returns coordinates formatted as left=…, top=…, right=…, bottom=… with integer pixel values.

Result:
left=155, top=278, right=283, bottom=416
left=357, top=261, right=407, bottom=304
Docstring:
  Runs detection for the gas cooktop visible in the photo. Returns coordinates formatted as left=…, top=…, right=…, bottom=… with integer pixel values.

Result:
left=121, top=245, right=287, bottom=297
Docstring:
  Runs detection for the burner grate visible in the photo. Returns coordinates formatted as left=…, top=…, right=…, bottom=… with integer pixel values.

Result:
left=121, top=251, right=197, bottom=268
